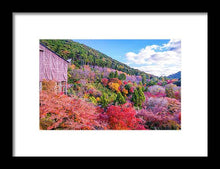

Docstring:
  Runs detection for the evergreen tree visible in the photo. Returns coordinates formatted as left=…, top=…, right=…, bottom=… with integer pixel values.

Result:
left=118, top=73, right=126, bottom=81
left=115, top=92, right=126, bottom=105
left=142, top=75, right=146, bottom=85
left=131, top=89, right=139, bottom=107
left=131, top=87, right=145, bottom=109
left=100, top=93, right=109, bottom=108
left=109, top=72, right=115, bottom=79
left=114, top=71, right=118, bottom=78
left=137, top=86, right=145, bottom=105
left=139, top=81, right=143, bottom=86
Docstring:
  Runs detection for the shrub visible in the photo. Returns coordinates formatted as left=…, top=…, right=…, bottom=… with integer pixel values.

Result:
left=122, top=88, right=128, bottom=96
left=123, top=81, right=128, bottom=85
left=165, top=83, right=177, bottom=98
left=101, top=78, right=109, bottom=87
left=129, top=86, right=134, bottom=93
left=174, top=91, right=181, bottom=101
left=148, top=85, right=166, bottom=96
left=145, top=97, right=168, bottom=114
left=41, top=79, right=59, bottom=93
left=67, top=87, right=75, bottom=96
left=108, top=93, right=117, bottom=103
left=40, top=91, right=105, bottom=130
left=166, top=97, right=181, bottom=114
left=108, top=82, right=120, bottom=93
left=89, top=96, right=98, bottom=105
left=109, top=78, right=122, bottom=85
left=136, top=109, right=181, bottom=130
left=87, top=86, right=102, bottom=97
left=102, top=103, right=145, bottom=130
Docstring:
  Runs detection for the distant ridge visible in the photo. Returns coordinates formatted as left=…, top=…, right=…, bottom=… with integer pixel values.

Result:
left=167, top=71, right=181, bottom=79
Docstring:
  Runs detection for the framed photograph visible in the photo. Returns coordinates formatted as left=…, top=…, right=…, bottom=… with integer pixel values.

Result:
left=13, top=13, right=208, bottom=156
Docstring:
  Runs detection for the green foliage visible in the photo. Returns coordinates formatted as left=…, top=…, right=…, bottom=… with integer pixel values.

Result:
left=109, top=72, right=115, bottom=79
left=131, top=89, right=139, bottom=107
left=165, top=87, right=175, bottom=98
left=133, top=82, right=137, bottom=87
left=114, top=71, right=118, bottom=78
left=115, top=92, right=126, bottom=105
left=100, top=93, right=109, bottom=108
left=144, top=86, right=148, bottom=92
left=124, top=83, right=132, bottom=90
left=118, top=73, right=126, bottom=81
left=89, top=96, right=97, bottom=105
left=67, top=87, right=75, bottom=96
left=90, top=82, right=117, bottom=104
left=138, top=86, right=145, bottom=104
left=161, top=81, right=168, bottom=86
left=131, top=87, right=145, bottom=109
left=147, top=80, right=157, bottom=86
left=142, top=75, right=146, bottom=84
left=40, top=39, right=151, bottom=77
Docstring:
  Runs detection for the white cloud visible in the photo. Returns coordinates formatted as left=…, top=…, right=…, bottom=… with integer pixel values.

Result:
left=125, top=45, right=160, bottom=65
left=134, top=65, right=180, bottom=76
left=125, top=39, right=181, bottom=76
left=162, top=39, right=181, bottom=53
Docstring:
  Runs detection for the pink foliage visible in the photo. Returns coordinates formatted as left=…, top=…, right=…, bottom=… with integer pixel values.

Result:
left=144, top=97, right=168, bottom=114
left=148, top=85, right=166, bottom=96
left=40, top=91, right=107, bottom=130
left=136, top=109, right=181, bottom=130
left=101, top=78, right=109, bottom=87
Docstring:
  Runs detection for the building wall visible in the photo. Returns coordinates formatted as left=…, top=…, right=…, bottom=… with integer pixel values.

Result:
left=39, top=44, right=68, bottom=82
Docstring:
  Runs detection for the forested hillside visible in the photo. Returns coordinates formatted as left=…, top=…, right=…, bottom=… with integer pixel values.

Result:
left=40, top=39, right=153, bottom=77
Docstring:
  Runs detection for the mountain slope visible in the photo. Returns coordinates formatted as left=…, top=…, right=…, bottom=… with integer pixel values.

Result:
left=40, top=39, right=154, bottom=77
left=167, top=71, right=181, bottom=79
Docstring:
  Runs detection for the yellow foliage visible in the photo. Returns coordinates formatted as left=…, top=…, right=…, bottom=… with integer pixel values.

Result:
left=69, top=64, right=75, bottom=70
left=41, top=79, right=59, bottom=93
left=84, top=93, right=89, bottom=99
left=108, top=82, right=120, bottom=93
left=67, top=72, right=71, bottom=78
left=118, top=65, right=124, bottom=69
left=96, top=97, right=100, bottom=102
left=122, top=88, right=128, bottom=95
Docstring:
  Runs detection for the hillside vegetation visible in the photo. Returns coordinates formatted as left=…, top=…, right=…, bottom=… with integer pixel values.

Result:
left=40, top=40, right=181, bottom=130
left=40, top=39, right=154, bottom=77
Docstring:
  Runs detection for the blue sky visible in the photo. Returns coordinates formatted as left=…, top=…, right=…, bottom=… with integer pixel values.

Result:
left=72, top=39, right=181, bottom=76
